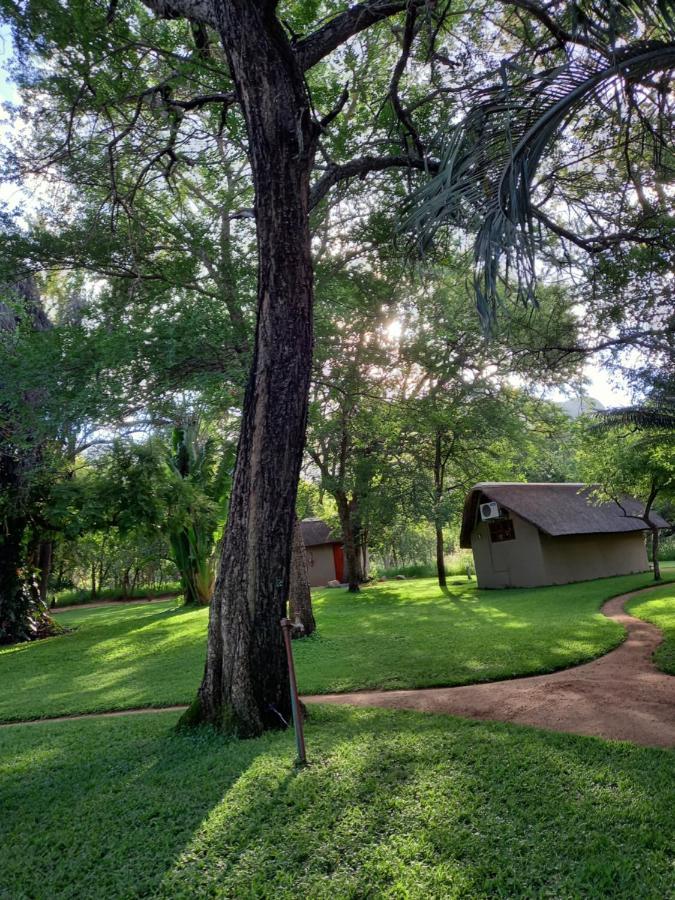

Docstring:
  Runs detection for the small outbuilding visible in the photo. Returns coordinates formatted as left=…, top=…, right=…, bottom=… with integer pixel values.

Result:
left=460, top=482, right=669, bottom=589
left=300, top=518, right=345, bottom=587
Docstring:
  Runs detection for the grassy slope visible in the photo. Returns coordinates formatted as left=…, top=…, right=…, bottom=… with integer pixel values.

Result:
left=627, top=581, right=675, bottom=674
left=0, top=573, right=668, bottom=723
left=53, top=581, right=182, bottom=608
left=1, top=707, right=673, bottom=899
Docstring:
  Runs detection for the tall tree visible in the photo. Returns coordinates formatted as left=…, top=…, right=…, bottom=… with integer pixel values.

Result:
left=579, top=423, right=673, bottom=581
left=108, top=0, right=454, bottom=733
left=2, top=0, right=601, bottom=732
left=0, top=280, right=62, bottom=642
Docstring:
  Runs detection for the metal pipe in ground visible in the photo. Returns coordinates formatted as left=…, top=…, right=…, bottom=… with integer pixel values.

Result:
left=280, top=618, right=307, bottom=766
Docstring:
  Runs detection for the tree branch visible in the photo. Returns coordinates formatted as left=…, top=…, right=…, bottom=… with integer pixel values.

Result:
left=295, top=0, right=425, bottom=71
left=168, top=91, right=236, bottom=111
left=532, top=206, right=664, bottom=252
left=310, top=153, right=438, bottom=209
left=499, top=0, right=600, bottom=51
left=140, top=0, right=217, bottom=29
left=389, top=4, right=425, bottom=158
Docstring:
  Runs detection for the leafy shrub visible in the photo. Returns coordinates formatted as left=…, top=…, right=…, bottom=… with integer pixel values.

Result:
left=378, top=550, right=474, bottom=580
left=655, top=534, right=675, bottom=561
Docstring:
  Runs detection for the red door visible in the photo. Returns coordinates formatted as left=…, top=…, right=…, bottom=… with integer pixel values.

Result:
left=332, top=545, right=345, bottom=583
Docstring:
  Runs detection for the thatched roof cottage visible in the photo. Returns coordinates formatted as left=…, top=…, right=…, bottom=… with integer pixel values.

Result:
left=460, top=483, right=669, bottom=589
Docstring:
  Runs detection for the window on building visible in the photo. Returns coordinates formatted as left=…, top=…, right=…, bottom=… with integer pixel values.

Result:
left=489, top=519, right=516, bottom=543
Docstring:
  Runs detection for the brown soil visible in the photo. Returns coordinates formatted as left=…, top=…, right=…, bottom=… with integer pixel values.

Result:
left=4, top=586, right=673, bottom=748
left=305, top=585, right=675, bottom=749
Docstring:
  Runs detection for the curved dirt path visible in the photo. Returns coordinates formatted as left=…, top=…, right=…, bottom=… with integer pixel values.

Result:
left=305, top=585, right=675, bottom=748
left=3, top=586, right=673, bottom=747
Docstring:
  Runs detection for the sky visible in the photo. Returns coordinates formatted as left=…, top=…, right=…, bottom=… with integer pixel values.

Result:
left=0, top=24, right=632, bottom=408
left=0, top=25, right=16, bottom=102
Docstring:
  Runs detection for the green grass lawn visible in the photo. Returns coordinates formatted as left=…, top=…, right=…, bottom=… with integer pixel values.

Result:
left=0, top=573, right=669, bottom=723
left=1, top=706, right=672, bottom=899
left=627, top=582, right=675, bottom=674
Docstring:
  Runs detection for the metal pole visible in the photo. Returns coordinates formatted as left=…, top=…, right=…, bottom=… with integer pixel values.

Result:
left=280, top=618, right=307, bottom=766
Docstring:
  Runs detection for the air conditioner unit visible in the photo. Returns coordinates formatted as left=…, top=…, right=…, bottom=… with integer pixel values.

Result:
left=480, top=501, right=501, bottom=521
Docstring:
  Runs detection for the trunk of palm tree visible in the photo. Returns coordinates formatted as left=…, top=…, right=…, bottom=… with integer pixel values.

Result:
left=182, top=3, right=317, bottom=736
left=288, top=518, right=316, bottom=637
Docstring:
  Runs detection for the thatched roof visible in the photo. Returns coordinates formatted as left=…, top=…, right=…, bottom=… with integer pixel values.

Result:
left=460, top=483, right=670, bottom=548
left=300, top=518, right=342, bottom=547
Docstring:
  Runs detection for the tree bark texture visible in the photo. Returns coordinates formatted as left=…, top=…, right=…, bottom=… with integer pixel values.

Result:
left=0, top=509, right=28, bottom=644
left=336, top=491, right=363, bottom=592
left=434, top=430, right=447, bottom=588
left=435, top=524, right=447, bottom=588
left=643, top=484, right=661, bottom=582
left=289, top=517, right=316, bottom=637
left=186, top=3, right=318, bottom=736
left=0, top=457, right=53, bottom=644
left=0, top=280, right=59, bottom=643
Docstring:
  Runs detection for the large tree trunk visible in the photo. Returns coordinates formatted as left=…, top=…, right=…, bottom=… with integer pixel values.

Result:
left=336, top=491, right=363, bottom=592
left=182, top=3, right=317, bottom=736
left=435, top=524, right=447, bottom=589
left=644, top=485, right=661, bottom=582
left=433, top=430, right=447, bottom=588
left=0, top=281, right=59, bottom=642
left=0, top=459, right=56, bottom=644
left=360, top=527, right=369, bottom=581
left=288, top=518, right=316, bottom=637
left=0, top=512, right=29, bottom=644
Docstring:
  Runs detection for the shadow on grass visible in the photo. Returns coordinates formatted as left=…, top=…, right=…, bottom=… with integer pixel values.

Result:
left=0, top=707, right=672, bottom=898
left=1, top=574, right=667, bottom=723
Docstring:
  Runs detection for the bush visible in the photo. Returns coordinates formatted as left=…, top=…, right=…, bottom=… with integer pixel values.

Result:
left=379, top=562, right=437, bottom=579
left=52, top=581, right=182, bottom=608
left=378, top=550, right=474, bottom=580
left=655, top=534, right=675, bottom=561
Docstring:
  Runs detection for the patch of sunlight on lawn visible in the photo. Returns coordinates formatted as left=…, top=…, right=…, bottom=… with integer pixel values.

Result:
left=0, top=572, right=670, bottom=721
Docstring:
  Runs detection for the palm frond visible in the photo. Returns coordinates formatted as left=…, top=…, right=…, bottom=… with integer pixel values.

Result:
left=404, top=38, right=675, bottom=325
left=593, top=403, right=675, bottom=430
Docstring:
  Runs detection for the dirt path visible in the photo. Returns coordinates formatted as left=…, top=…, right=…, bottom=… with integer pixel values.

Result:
left=305, top=585, right=675, bottom=749
left=52, top=593, right=181, bottom=612
left=4, top=586, right=673, bottom=747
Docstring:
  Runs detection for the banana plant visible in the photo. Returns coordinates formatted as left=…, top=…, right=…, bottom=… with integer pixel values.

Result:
left=167, top=421, right=233, bottom=606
